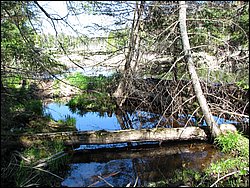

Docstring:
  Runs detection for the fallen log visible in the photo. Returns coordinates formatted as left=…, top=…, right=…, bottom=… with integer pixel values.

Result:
left=1, top=127, right=207, bottom=148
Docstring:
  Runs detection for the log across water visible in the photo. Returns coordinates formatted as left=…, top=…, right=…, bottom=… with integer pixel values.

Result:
left=2, top=127, right=208, bottom=148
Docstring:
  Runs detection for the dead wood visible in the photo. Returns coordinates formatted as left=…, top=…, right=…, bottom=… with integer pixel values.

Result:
left=1, top=127, right=207, bottom=148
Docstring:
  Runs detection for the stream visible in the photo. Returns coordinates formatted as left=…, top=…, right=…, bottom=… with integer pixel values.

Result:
left=43, top=101, right=236, bottom=187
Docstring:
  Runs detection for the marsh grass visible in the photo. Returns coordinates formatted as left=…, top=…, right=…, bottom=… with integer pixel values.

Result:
left=63, top=72, right=115, bottom=91
left=67, top=92, right=116, bottom=115
left=58, top=115, right=76, bottom=127
left=2, top=140, right=69, bottom=187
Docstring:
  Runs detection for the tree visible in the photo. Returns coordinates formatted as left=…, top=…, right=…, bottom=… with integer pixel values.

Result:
left=1, top=1, right=66, bottom=82
left=178, top=1, right=221, bottom=138
left=1, top=1, right=67, bottom=128
left=113, top=1, right=145, bottom=107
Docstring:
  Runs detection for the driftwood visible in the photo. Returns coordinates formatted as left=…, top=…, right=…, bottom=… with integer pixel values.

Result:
left=1, top=127, right=207, bottom=148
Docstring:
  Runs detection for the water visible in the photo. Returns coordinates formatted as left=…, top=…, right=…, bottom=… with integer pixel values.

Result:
left=61, top=142, right=223, bottom=187
left=68, top=67, right=116, bottom=77
left=44, top=102, right=228, bottom=187
left=44, top=102, right=120, bottom=131
left=44, top=103, right=163, bottom=131
left=44, top=102, right=240, bottom=132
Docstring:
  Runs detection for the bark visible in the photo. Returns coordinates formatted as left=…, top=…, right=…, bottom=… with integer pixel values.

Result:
left=178, top=1, right=221, bottom=138
left=2, top=127, right=207, bottom=147
left=113, top=1, right=144, bottom=107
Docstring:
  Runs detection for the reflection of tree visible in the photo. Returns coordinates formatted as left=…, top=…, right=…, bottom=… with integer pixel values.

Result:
left=114, top=106, right=133, bottom=129
left=132, top=158, right=146, bottom=186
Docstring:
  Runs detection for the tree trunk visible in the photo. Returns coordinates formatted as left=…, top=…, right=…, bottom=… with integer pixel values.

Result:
left=2, top=127, right=207, bottom=148
left=178, top=1, right=221, bottom=138
left=113, top=1, right=144, bottom=107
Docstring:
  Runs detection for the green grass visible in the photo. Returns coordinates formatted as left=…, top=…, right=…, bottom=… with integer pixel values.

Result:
left=58, top=115, right=76, bottom=127
left=67, top=92, right=116, bottom=115
left=3, top=140, right=69, bottom=187
left=214, top=131, right=249, bottom=158
left=64, top=72, right=115, bottom=91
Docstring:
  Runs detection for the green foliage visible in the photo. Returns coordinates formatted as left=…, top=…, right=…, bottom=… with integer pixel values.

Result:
left=107, top=28, right=129, bottom=52
left=214, top=131, right=249, bottom=158
left=3, top=75, right=23, bottom=88
left=64, top=72, right=115, bottom=92
left=189, top=2, right=249, bottom=51
left=25, top=100, right=43, bottom=116
left=67, top=92, right=116, bottom=115
left=206, top=132, right=250, bottom=187
left=1, top=92, right=44, bottom=132
left=147, top=168, right=203, bottom=187
left=207, top=157, right=248, bottom=176
left=236, top=80, right=249, bottom=90
left=205, top=156, right=249, bottom=187
left=13, top=140, right=68, bottom=187
left=1, top=0, right=68, bottom=133
left=58, top=115, right=76, bottom=127
left=1, top=1, right=67, bottom=94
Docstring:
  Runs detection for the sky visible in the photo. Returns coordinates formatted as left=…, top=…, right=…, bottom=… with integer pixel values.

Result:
left=36, top=1, right=118, bottom=37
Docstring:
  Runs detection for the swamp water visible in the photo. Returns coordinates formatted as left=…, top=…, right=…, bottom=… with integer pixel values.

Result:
left=43, top=102, right=233, bottom=187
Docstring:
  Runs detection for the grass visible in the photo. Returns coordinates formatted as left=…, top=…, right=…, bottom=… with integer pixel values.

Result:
left=214, top=131, right=249, bottom=158
left=2, top=140, right=70, bottom=187
left=67, top=92, right=116, bottom=115
left=63, top=72, right=116, bottom=91
left=57, top=115, right=76, bottom=127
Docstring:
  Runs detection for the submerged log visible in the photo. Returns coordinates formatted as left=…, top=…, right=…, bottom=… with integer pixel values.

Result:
left=2, top=127, right=207, bottom=148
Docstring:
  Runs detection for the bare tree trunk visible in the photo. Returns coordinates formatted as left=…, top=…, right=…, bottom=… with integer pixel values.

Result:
left=113, top=1, right=144, bottom=107
left=178, top=1, right=221, bottom=138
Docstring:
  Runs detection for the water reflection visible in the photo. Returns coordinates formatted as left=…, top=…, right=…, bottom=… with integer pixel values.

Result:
left=44, top=102, right=229, bottom=187
left=44, top=103, right=120, bottom=131
left=44, top=102, right=240, bottom=132
left=62, top=142, right=223, bottom=187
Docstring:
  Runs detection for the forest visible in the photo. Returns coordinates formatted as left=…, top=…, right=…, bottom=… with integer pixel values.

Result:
left=1, top=1, right=249, bottom=187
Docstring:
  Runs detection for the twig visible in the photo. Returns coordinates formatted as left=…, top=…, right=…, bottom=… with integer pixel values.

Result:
left=12, top=164, right=64, bottom=180
left=87, top=171, right=120, bottom=187
left=13, top=151, right=31, bottom=164
left=98, top=175, right=114, bottom=187
left=133, top=176, right=139, bottom=187
left=33, top=151, right=66, bottom=167
left=31, top=166, right=64, bottom=180
left=210, top=167, right=249, bottom=187
left=34, top=152, right=67, bottom=168
left=216, top=109, right=249, bottom=118
left=183, top=106, right=200, bottom=128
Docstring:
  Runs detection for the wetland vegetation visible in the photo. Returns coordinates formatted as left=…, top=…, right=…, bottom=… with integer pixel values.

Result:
left=1, top=1, right=249, bottom=187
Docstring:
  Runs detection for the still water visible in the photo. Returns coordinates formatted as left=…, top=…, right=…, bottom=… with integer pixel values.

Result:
left=44, top=102, right=238, bottom=132
left=45, top=102, right=120, bottom=131
left=62, top=143, right=223, bottom=187
left=44, top=102, right=227, bottom=187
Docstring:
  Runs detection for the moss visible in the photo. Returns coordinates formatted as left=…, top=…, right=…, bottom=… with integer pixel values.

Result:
left=95, top=129, right=109, bottom=137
